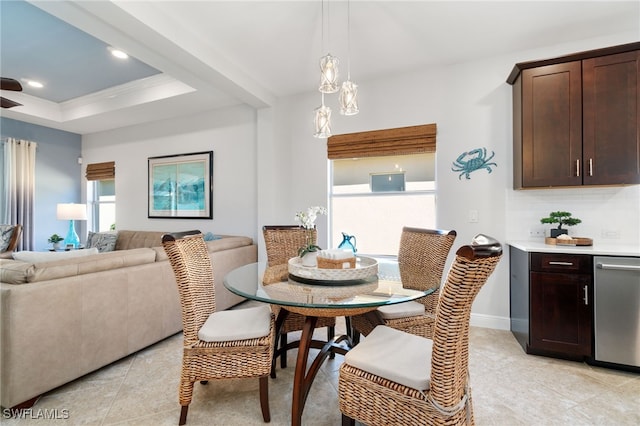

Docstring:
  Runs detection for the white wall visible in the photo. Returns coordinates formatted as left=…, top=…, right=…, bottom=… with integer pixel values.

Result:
left=82, top=105, right=258, bottom=239
left=82, top=31, right=639, bottom=331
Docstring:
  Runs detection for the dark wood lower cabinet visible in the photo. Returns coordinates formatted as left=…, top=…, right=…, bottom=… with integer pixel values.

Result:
left=510, top=248, right=593, bottom=361
left=530, top=271, right=592, bottom=358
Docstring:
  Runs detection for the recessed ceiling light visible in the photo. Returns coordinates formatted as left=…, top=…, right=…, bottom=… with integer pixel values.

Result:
left=27, top=80, right=43, bottom=88
left=109, top=48, right=129, bottom=59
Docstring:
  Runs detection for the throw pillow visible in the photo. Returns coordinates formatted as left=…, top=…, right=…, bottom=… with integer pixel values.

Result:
left=86, top=231, right=118, bottom=252
left=203, top=232, right=222, bottom=241
left=12, top=247, right=99, bottom=263
left=0, top=225, right=16, bottom=252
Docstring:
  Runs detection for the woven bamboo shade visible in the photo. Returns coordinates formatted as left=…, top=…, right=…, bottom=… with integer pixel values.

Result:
left=85, top=161, right=115, bottom=181
left=327, top=123, right=437, bottom=160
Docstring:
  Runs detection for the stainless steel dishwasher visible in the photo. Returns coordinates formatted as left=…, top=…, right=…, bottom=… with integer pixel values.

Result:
left=593, top=256, right=640, bottom=369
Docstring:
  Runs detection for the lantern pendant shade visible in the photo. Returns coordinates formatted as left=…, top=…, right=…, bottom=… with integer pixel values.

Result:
left=339, top=79, right=359, bottom=115
left=313, top=97, right=332, bottom=138
left=319, top=54, right=339, bottom=94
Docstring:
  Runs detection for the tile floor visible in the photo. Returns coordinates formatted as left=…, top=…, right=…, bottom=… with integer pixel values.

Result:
left=3, top=319, right=638, bottom=425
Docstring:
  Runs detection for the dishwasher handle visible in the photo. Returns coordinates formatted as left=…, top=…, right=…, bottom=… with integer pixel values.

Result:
left=597, top=263, right=640, bottom=272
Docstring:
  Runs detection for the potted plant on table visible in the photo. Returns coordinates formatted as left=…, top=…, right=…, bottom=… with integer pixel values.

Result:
left=540, top=211, right=582, bottom=237
left=48, top=233, right=64, bottom=250
left=295, top=205, right=327, bottom=267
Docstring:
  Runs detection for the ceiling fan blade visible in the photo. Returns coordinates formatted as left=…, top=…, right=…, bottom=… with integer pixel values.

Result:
left=1, top=77, right=23, bottom=92
left=1, top=96, right=22, bottom=108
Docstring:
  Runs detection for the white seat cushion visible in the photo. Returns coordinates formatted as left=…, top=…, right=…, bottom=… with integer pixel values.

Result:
left=344, top=325, right=432, bottom=390
left=377, top=300, right=425, bottom=319
left=198, top=305, right=272, bottom=342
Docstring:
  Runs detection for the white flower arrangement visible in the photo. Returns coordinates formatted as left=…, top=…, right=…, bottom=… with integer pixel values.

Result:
left=294, top=205, right=327, bottom=229
left=294, top=205, right=327, bottom=257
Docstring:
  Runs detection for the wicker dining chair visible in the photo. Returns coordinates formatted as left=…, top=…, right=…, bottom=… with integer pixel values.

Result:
left=350, top=227, right=456, bottom=341
left=262, top=225, right=336, bottom=371
left=339, top=234, right=503, bottom=426
left=162, top=231, right=275, bottom=425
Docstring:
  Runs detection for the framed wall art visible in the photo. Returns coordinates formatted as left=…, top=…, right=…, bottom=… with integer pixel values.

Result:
left=148, top=151, right=213, bottom=219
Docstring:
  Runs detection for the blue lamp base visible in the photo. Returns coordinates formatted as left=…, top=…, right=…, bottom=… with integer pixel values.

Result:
left=64, top=220, right=80, bottom=248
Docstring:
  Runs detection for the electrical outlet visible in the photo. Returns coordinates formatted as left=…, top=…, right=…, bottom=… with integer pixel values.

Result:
left=601, top=229, right=621, bottom=239
left=529, top=229, right=545, bottom=237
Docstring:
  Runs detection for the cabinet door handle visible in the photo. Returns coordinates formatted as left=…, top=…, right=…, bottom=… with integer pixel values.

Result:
left=576, top=159, right=580, bottom=177
left=583, top=285, right=588, bottom=306
left=589, top=158, right=593, bottom=177
left=548, top=261, right=574, bottom=266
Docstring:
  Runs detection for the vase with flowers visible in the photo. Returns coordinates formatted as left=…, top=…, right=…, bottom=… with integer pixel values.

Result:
left=294, top=205, right=327, bottom=267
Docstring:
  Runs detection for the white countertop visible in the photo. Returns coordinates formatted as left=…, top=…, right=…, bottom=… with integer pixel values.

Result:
left=508, top=240, right=640, bottom=257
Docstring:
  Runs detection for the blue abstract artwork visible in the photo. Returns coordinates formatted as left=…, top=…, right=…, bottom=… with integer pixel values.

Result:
left=148, top=151, right=213, bottom=218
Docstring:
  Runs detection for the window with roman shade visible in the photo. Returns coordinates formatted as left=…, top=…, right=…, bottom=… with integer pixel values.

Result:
left=327, top=123, right=436, bottom=160
left=85, top=161, right=115, bottom=181
left=85, top=161, right=116, bottom=232
left=329, top=123, right=437, bottom=255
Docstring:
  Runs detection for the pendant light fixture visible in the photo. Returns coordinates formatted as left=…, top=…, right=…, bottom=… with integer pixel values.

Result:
left=314, top=0, right=334, bottom=138
left=319, top=54, right=339, bottom=93
left=339, top=0, right=359, bottom=115
left=313, top=93, right=332, bottom=138
left=313, top=0, right=359, bottom=138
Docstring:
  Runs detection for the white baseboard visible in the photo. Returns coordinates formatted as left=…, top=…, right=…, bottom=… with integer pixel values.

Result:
left=470, top=313, right=510, bottom=330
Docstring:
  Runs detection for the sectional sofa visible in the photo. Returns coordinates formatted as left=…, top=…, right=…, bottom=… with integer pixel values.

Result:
left=0, top=230, right=257, bottom=409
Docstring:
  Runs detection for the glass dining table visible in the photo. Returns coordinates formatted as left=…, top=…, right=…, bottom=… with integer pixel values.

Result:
left=223, top=258, right=434, bottom=426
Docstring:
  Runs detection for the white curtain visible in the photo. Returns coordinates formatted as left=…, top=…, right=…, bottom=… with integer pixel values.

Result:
left=2, top=138, right=37, bottom=250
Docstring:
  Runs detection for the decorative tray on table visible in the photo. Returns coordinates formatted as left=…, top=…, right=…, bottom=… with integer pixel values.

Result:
left=288, top=256, right=378, bottom=286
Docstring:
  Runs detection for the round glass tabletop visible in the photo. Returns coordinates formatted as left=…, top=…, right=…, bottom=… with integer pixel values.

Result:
left=223, top=260, right=433, bottom=311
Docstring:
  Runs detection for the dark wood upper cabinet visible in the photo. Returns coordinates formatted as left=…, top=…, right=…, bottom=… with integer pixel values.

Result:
left=510, top=42, right=640, bottom=189
left=521, top=62, right=582, bottom=188
left=583, top=50, right=640, bottom=185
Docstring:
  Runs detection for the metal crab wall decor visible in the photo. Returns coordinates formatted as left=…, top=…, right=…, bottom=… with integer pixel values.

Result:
left=451, top=147, right=497, bottom=179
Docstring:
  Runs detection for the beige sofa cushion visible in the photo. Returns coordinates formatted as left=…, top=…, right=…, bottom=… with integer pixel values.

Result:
left=0, top=259, right=33, bottom=284
left=13, top=247, right=99, bottom=263
left=153, top=235, right=253, bottom=262
left=0, top=248, right=157, bottom=284
left=115, top=230, right=166, bottom=251
left=28, top=248, right=156, bottom=283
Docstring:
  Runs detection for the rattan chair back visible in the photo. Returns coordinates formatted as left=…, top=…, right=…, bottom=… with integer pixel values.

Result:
left=162, top=230, right=275, bottom=425
left=261, top=225, right=335, bottom=373
left=339, top=234, right=502, bottom=426
left=429, top=235, right=502, bottom=417
left=349, top=227, right=456, bottom=340
left=263, top=225, right=316, bottom=284
left=399, top=227, right=457, bottom=315
left=162, top=230, right=215, bottom=345
left=263, top=225, right=316, bottom=264
left=398, top=227, right=457, bottom=291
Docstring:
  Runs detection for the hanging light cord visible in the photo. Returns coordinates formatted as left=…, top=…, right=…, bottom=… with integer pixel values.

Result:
left=321, top=0, right=325, bottom=54
left=346, top=0, right=351, bottom=79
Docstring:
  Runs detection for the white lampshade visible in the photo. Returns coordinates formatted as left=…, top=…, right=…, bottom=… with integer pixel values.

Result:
left=57, top=203, right=88, bottom=221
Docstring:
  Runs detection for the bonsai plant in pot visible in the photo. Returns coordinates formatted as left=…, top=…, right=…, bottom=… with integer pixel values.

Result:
left=540, top=211, right=582, bottom=237
left=48, top=233, right=64, bottom=250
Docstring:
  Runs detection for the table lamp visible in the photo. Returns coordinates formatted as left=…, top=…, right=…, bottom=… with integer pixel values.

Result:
left=56, top=203, right=87, bottom=248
